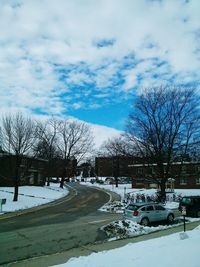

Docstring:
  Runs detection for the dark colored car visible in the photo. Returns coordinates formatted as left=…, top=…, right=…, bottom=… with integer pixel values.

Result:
left=179, top=196, right=200, bottom=217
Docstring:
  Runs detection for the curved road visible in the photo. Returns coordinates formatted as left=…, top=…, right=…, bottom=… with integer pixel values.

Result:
left=0, top=183, right=121, bottom=265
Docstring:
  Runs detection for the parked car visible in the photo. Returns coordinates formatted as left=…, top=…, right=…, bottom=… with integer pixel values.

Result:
left=123, top=203, right=174, bottom=226
left=179, top=196, right=200, bottom=217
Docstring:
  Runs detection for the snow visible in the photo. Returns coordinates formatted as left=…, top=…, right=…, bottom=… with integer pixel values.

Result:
left=81, top=180, right=200, bottom=211
left=102, top=218, right=200, bottom=240
left=53, top=225, right=200, bottom=267
left=0, top=183, right=69, bottom=214
left=102, top=219, right=175, bottom=239
left=82, top=181, right=200, bottom=199
left=0, top=179, right=200, bottom=266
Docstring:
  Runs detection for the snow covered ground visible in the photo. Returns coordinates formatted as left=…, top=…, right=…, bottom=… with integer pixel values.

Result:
left=80, top=180, right=200, bottom=239
left=81, top=180, right=200, bottom=211
left=102, top=217, right=200, bottom=240
left=0, top=183, right=69, bottom=214
left=81, top=180, right=200, bottom=199
left=0, top=180, right=200, bottom=267
left=53, top=225, right=200, bottom=267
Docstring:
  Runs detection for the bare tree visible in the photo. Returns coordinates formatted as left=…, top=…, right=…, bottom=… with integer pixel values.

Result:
left=99, top=135, right=136, bottom=157
left=58, top=120, right=94, bottom=188
left=1, top=112, right=36, bottom=201
left=126, top=86, right=200, bottom=201
left=35, top=117, right=60, bottom=186
left=98, top=135, right=136, bottom=188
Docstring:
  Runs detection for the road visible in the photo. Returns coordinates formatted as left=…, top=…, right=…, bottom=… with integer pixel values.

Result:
left=0, top=183, right=121, bottom=265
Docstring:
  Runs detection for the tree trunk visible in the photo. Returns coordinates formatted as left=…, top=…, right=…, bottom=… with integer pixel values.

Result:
left=60, top=177, right=64, bottom=188
left=159, top=180, right=166, bottom=203
left=13, top=181, right=19, bottom=201
left=13, top=156, right=20, bottom=202
left=115, top=176, right=118, bottom=188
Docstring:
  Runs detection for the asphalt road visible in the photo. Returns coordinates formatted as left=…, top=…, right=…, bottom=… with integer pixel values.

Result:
left=0, top=183, right=121, bottom=265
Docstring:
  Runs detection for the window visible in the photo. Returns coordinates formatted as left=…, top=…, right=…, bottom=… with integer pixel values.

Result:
left=127, top=205, right=138, bottom=211
left=136, top=179, right=144, bottom=185
left=196, top=176, right=200, bottom=185
left=196, top=166, right=200, bottom=173
left=155, top=205, right=165, bottom=211
left=180, top=176, right=187, bottom=185
left=146, top=205, right=154, bottom=211
left=137, top=168, right=143, bottom=175
left=181, top=165, right=187, bottom=174
left=181, top=197, right=192, bottom=205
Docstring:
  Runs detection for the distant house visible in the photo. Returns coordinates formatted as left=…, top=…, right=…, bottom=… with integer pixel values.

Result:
left=129, top=161, right=200, bottom=189
left=47, top=158, right=77, bottom=181
left=95, top=156, right=136, bottom=178
left=0, top=151, right=47, bottom=186
left=95, top=156, right=200, bottom=189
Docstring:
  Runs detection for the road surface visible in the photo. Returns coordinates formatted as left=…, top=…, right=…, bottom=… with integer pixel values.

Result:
left=0, top=183, right=121, bottom=265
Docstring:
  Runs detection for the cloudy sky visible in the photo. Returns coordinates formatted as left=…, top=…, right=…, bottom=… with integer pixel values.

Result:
left=0, top=0, right=200, bottom=130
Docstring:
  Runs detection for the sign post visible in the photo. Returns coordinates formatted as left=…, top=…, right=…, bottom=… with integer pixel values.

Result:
left=0, top=198, right=6, bottom=213
left=181, top=206, right=187, bottom=232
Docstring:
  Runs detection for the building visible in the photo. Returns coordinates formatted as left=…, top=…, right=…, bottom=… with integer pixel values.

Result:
left=0, top=151, right=47, bottom=186
left=95, top=156, right=200, bottom=189
left=129, top=161, right=200, bottom=189
left=50, top=158, right=77, bottom=181
left=95, top=156, right=138, bottom=178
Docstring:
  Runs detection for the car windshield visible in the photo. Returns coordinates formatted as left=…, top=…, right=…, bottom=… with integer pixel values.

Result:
left=181, top=197, right=192, bottom=205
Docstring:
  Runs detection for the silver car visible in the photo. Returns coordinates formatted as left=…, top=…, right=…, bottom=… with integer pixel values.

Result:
left=123, top=203, right=174, bottom=226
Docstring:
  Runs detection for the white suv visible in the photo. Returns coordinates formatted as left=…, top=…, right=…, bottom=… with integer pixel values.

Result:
left=124, top=203, right=174, bottom=226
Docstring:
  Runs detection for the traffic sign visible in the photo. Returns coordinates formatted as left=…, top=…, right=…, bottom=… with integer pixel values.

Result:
left=181, top=206, right=187, bottom=216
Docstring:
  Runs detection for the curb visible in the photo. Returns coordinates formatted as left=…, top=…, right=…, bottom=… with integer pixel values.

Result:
left=8, top=220, right=200, bottom=267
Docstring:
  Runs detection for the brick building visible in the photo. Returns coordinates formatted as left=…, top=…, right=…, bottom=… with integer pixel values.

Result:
left=129, top=161, right=200, bottom=189
left=95, top=156, right=140, bottom=178
left=95, top=156, right=200, bottom=189
left=0, top=151, right=47, bottom=186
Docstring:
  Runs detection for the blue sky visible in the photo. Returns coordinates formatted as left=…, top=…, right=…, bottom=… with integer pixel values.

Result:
left=0, top=0, right=200, bottom=130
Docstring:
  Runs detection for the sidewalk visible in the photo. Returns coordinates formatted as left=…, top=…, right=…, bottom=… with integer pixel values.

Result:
left=8, top=220, right=200, bottom=267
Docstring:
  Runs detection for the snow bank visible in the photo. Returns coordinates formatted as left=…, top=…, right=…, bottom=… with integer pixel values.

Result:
left=0, top=183, right=68, bottom=214
left=53, top=225, right=200, bottom=267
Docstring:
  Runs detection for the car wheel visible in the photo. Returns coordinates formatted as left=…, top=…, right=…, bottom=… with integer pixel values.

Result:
left=140, top=217, right=149, bottom=226
left=196, top=211, right=200, bottom=218
left=167, top=213, right=174, bottom=223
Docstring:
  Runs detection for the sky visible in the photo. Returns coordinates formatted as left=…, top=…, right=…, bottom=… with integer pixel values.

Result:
left=0, top=0, right=200, bottom=131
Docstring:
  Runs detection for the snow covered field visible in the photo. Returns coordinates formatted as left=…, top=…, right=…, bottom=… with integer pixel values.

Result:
left=81, top=181, right=200, bottom=211
left=54, top=225, right=200, bottom=267
left=82, top=180, right=200, bottom=199
left=0, top=183, right=69, bottom=214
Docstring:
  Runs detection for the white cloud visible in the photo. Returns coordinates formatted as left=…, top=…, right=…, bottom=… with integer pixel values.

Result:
left=0, top=0, right=200, bottom=125
left=89, top=122, right=122, bottom=148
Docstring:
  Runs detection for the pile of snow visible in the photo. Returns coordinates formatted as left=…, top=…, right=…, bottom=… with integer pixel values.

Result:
left=102, top=220, right=179, bottom=239
left=53, top=225, right=200, bottom=267
left=100, top=201, right=125, bottom=213
left=0, top=183, right=68, bottom=214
